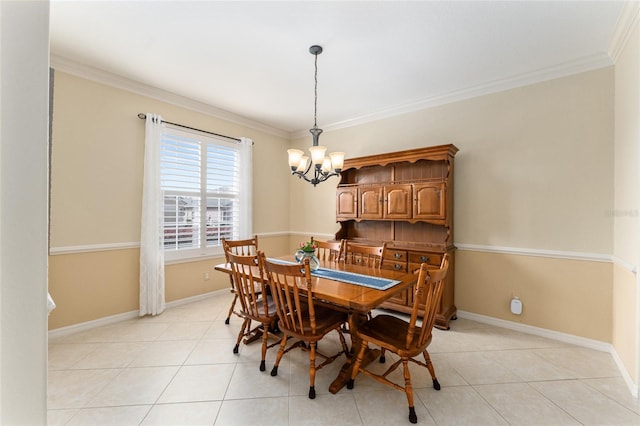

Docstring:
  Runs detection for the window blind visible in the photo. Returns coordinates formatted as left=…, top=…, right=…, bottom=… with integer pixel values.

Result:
left=160, top=127, right=240, bottom=255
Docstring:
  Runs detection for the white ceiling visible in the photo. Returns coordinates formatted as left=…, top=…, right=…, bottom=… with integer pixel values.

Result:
left=50, top=1, right=626, bottom=137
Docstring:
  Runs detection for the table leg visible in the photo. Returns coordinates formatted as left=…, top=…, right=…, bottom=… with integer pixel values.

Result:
left=329, top=311, right=379, bottom=394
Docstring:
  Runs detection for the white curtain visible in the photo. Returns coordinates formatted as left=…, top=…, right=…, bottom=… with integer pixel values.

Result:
left=238, top=137, right=253, bottom=239
left=140, top=113, right=166, bottom=316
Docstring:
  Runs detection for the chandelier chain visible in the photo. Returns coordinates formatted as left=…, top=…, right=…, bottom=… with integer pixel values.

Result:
left=314, top=52, right=318, bottom=129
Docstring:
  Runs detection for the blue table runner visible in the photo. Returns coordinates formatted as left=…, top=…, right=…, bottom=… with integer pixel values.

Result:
left=267, top=259, right=401, bottom=291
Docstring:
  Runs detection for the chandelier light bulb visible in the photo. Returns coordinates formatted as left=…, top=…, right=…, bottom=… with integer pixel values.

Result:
left=329, top=152, right=345, bottom=171
left=287, top=149, right=304, bottom=169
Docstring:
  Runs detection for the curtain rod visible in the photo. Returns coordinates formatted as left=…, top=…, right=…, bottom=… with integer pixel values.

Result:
left=137, top=113, right=241, bottom=142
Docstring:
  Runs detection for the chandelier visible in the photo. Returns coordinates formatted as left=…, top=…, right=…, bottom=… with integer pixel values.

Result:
left=287, top=45, right=345, bottom=187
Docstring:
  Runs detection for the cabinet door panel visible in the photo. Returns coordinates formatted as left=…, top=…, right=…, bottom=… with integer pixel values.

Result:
left=359, top=186, right=383, bottom=219
left=384, top=184, right=412, bottom=219
left=336, top=187, right=358, bottom=219
left=413, top=183, right=446, bottom=220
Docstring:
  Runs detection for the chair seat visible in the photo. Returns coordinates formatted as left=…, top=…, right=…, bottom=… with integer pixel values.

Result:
left=240, top=295, right=277, bottom=321
left=358, top=314, right=431, bottom=358
left=287, top=305, right=348, bottom=339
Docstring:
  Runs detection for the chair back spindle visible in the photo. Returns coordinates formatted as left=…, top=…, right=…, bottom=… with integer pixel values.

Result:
left=311, top=237, right=344, bottom=262
left=223, top=235, right=259, bottom=259
left=343, top=241, right=386, bottom=269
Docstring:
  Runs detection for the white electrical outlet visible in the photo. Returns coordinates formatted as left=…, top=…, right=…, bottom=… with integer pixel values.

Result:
left=204, top=272, right=210, bottom=280
left=510, top=297, right=522, bottom=315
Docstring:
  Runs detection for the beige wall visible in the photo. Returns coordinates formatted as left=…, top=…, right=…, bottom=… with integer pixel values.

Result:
left=289, top=68, right=616, bottom=343
left=457, top=250, right=612, bottom=341
left=49, top=249, right=140, bottom=329
left=48, top=71, right=292, bottom=330
left=291, top=68, right=615, bottom=253
left=613, top=8, right=640, bottom=383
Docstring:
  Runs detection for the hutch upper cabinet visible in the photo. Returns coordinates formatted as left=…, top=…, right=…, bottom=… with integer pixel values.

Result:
left=335, top=144, right=458, bottom=329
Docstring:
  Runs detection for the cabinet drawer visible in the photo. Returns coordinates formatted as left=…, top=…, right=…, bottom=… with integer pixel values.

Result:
left=383, top=249, right=407, bottom=272
left=384, top=249, right=407, bottom=262
left=382, top=261, right=408, bottom=272
left=408, top=252, right=442, bottom=267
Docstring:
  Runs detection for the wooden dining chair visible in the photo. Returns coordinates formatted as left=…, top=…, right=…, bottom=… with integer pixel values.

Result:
left=258, top=251, right=350, bottom=399
left=310, top=237, right=344, bottom=262
left=226, top=251, right=280, bottom=371
left=222, top=235, right=259, bottom=325
left=347, top=254, right=450, bottom=424
left=342, top=241, right=386, bottom=269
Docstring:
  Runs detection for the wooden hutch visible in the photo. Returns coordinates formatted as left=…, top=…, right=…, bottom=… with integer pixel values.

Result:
left=334, top=144, right=458, bottom=329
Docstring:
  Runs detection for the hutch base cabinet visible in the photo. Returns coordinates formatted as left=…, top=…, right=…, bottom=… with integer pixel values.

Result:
left=335, top=144, right=458, bottom=330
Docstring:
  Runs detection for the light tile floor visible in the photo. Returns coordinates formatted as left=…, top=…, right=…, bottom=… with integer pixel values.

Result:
left=48, top=292, right=640, bottom=425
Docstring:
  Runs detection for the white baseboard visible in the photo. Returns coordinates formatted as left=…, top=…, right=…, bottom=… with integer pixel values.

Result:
left=47, top=289, right=227, bottom=340
left=457, top=310, right=639, bottom=397
left=610, top=347, right=640, bottom=398
left=457, top=310, right=611, bottom=351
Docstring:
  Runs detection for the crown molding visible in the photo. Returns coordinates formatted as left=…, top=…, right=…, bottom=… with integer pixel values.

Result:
left=609, top=1, right=640, bottom=63
left=52, top=52, right=612, bottom=143
left=50, top=55, right=290, bottom=139
left=292, top=53, right=614, bottom=138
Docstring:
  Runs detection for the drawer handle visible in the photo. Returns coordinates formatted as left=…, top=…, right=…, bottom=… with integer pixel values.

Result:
left=420, top=256, right=430, bottom=263
left=394, top=253, right=402, bottom=259
left=394, top=264, right=403, bottom=270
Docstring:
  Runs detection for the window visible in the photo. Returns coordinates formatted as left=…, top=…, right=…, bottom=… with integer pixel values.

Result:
left=160, top=126, right=251, bottom=261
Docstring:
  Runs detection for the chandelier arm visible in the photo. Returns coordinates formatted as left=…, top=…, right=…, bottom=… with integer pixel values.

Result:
left=290, top=159, right=340, bottom=186
left=291, top=167, right=339, bottom=187
left=291, top=157, right=316, bottom=181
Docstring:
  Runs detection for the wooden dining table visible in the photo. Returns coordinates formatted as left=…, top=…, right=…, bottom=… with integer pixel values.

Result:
left=214, top=255, right=418, bottom=393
